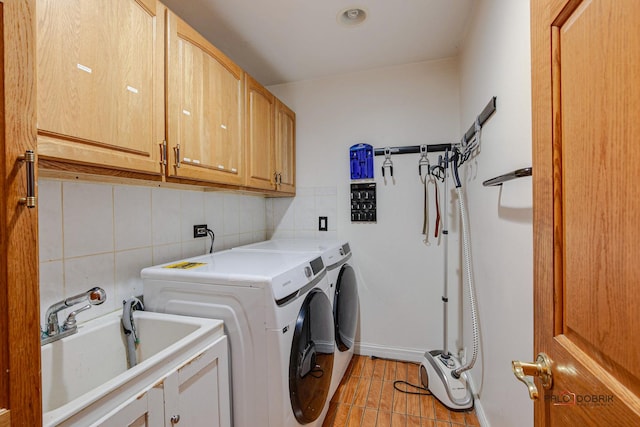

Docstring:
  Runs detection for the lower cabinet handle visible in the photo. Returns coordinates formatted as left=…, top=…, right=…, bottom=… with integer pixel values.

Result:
left=170, top=414, right=180, bottom=424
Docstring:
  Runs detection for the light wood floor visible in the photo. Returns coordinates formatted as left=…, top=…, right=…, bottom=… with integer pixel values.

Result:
left=323, top=355, right=480, bottom=427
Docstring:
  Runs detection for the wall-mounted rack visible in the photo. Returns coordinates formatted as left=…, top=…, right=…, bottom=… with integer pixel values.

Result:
left=482, top=167, right=532, bottom=186
left=462, top=96, right=497, bottom=144
left=373, top=143, right=452, bottom=156
left=372, top=96, right=497, bottom=157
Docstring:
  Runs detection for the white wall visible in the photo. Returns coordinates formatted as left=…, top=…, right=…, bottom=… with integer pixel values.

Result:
left=38, top=178, right=267, bottom=328
left=268, top=59, right=465, bottom=360
left=458, top=0, right=533, bottom=426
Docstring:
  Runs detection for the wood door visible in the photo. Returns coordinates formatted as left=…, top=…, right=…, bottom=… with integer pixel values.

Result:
left=36, top=0, right=164, bottom=176
left=0, top=0, right=42, bottom=425
left=531, top=0, right=640, bottom=425
left=166, top=9, right=244, bottom=186
left=245, top=74, right=275, bottom=191
left=275, top=99, right=296, bottom=194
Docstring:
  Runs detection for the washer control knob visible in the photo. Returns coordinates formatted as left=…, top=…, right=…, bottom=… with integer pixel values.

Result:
left=304, top=266, right=312, bottom=278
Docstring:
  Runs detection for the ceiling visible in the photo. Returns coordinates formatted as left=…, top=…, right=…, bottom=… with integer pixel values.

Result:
left=161, top=0, right=476, bottom=86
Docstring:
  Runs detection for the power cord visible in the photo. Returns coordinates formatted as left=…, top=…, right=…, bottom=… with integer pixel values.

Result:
left=370, top=355, right=432, bottom=396
left=393, top=380, right=432, bottom=396
left=310, top=366, right=324, bottom=378
left=206, top=228, right=215, bottom=253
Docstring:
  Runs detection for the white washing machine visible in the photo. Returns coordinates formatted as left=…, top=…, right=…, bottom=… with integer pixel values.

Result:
left=141, top=250, right=335, bottom=427
left=233, top=239, right=359, bottom=397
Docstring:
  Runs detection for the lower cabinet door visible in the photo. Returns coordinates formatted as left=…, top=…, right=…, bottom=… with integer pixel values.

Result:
left=163, top=337, right=231, bottom=427
left=93, top=387, right=164, bottom=427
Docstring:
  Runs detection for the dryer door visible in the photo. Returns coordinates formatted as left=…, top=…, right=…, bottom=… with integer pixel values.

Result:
left=289, top=289, right=334, bottom=423
left=334, top=263, right=359, bottom=351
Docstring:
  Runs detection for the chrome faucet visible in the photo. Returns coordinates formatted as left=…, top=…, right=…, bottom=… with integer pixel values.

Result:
left=41, top=287, right=107, bottom=345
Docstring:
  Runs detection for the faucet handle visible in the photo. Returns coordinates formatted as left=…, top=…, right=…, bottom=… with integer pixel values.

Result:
left=63, top=303, right=92, bottom=330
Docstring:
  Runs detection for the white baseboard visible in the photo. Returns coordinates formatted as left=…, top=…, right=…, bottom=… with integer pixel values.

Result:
left=467, top=371, right=490, bottom=427
left=355, top=342, right=425, bottom=363
left=473, top=399, right=490, bottom=427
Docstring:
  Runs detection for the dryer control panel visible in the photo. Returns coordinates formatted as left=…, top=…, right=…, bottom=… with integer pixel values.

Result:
left=273, top=256, right=326, bottom=306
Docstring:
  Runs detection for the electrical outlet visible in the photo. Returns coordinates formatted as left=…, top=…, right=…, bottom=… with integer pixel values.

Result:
left=193, top=224, right=208, bottom=238
left=318, top=216, right=328, bottom=231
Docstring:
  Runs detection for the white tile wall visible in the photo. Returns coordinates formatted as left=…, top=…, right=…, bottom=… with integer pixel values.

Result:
left=38, top=178, right=269, bottom=328
left=267, top=186, right=338, bottom=240
left=151, top=187, right=181, bottom=246
left=114, top=185, right=152, bottom=251
left=38, top=180, right=63, bottom=262
left=63, top=181, right=114, bottom=258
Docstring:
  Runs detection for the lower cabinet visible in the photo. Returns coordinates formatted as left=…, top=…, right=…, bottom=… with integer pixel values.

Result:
left=93, top=388, right=164, bottom=427
left=162, top=338, right=231, bottom=426
left=94, top=337, right=230, bottom=427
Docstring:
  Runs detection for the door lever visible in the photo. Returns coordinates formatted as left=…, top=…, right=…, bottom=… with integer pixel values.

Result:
left=512, top=352, right=553, bottom=400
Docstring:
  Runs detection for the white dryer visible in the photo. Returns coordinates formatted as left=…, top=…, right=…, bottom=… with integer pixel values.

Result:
left=142, top=250, right=334, bottom=427
left=233, top=239, right=359, bottom=398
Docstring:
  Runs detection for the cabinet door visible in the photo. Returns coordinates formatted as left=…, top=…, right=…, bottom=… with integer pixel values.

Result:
left=275, top=99, right=296, bottom=194
left=163, top=337, right=231, bottom=427
left=92, top=387, right=164, bottom=427
left=166, top=11, right=244, bottom=186
left=36, top=0, right=164, bottom=176
left=2, top=0, right=42, bottom=425
left=244, top=74, right=276, bottom=191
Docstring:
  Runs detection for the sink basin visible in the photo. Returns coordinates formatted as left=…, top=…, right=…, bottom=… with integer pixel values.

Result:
left=41, top=310, right=224, bottom=426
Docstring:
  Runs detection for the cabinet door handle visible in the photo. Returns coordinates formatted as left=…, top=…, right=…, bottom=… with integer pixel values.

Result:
left=170, top=414, right=181, bottom=424
left=18, top=150, right=37, bottom=208
left=174, top=144, right=181, bottom=169
left=159, top=140, right=167, bottom=166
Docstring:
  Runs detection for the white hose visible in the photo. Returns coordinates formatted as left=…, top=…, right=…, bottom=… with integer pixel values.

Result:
left=453, top=186, right=479, bottom=378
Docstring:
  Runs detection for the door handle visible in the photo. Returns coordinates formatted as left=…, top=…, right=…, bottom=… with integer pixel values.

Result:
left=174, top=144, right=181, bottom=169
left=18, top=150, right=37, bottom=208
left=512, top=352, right=553, bottom=400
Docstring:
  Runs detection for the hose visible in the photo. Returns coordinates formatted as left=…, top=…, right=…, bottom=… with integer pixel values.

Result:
left=122, top=297, right=144, bottom=368
left=441, top=151, right=449, bottom=356
left=452, top=187, right=479, bottom=378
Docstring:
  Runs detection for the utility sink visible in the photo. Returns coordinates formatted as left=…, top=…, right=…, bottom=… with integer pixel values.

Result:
left=41, top=310, right=225, bottom=426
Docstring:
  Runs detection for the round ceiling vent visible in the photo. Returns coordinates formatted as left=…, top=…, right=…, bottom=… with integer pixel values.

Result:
left=337, top=7, right=368, bottom=26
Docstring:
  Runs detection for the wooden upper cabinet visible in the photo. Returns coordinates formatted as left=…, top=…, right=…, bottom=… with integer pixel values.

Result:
left=36, top=0, right=164, bottom=176
left=275, top=99, right=296, bottom=194
left=244, top=74, right=276, bottom=191
left=245, top=75, right=296, bottom=194
left=165, top=10, right=244, bottom=186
